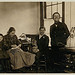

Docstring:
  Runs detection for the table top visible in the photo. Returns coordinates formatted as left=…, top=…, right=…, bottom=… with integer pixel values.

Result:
left=58, top=47, right=75, bottom=53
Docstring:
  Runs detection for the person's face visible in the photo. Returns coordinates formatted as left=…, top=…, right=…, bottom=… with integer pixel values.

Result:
left=0, top=36, right=3, bottom=42
left=39, top=28, right=45, bottom=35
left=32, top=39, right=37, bottom=46
left=9, top=31, right=15, bottom=37
left=53, top=14, right=60, bottom=22
left=70, top=29, right=75, bottom=38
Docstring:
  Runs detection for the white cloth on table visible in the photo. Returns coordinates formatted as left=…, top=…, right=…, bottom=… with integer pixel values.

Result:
left=66, top=36, right=75, bottom=47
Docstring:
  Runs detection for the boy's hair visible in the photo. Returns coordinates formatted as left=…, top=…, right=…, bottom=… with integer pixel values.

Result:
left=52, top=12, right=60, bottom=19
left=0, top=34, right=3, bottom=37
left=39, top=27, right=46, bottom=31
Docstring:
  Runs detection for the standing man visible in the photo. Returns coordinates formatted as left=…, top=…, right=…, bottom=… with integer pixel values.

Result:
left=50, top=12, right=70, bottom=70
left=50, top=12, right=70, bottom=48
left=35, top=27, right=49, bottom=71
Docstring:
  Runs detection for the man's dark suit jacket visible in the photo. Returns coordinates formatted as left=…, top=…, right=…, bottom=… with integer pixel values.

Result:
left=50, top=21, right=70, bottom=46
left=35, top=34, right=49, bottom=53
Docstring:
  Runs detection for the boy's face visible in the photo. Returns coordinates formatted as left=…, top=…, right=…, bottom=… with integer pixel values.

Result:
left=0, top=36, right=3, bottom=42
left=39, top=28, right=45, bottom=35
left=53, top=14, right=60, bottom=22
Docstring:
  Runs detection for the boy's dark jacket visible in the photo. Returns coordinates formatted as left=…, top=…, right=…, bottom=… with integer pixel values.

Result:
left=35, top=34, right=49, bottom=53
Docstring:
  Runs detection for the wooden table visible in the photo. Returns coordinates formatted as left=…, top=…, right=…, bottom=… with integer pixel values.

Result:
left=58, top=47, right=75, bottom=73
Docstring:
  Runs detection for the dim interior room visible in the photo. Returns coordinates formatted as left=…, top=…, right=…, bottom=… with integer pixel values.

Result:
left=0, top=2, right=75, bottom=73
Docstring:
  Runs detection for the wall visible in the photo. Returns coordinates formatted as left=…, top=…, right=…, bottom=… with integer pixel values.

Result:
left=44, top=19, right=53, bottom=46
left=65, top=2, right=71, bottom=31
left=0, top=2, right=40, bottom=37
left=65, top=2, right=75, bottom=30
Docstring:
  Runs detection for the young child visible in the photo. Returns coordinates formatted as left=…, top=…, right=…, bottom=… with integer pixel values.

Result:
left=31, top=39, right=39, bottom=53
left=67, top=27, right=75, bottom=47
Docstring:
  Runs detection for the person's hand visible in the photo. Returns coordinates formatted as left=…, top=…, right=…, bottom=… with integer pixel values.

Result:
left=32, top=46, right=39, bottom=53
left=14, top=44, right=21, bottom=49
left=11, top=45, right=17, bottom=48
left=18, top=44, right=21, bottom=47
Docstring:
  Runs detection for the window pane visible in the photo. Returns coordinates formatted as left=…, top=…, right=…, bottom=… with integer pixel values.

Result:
left=52, top=5, right=58, bottom=16
left=58, top=2, right=62, bottom=4
left=52, top=2, right=57, bottom=4
left=58, top=4, right=62, bottom=17
left=46, top=2, right=63, bottom=19
left=46, top=6, right=51, bottom=18
left=46, top=2, right=51, bottom=5
left=60, top=17, right=62, bottom=22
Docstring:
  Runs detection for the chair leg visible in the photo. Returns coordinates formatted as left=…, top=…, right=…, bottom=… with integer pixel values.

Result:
left=4, top=59, right=11, bottom=72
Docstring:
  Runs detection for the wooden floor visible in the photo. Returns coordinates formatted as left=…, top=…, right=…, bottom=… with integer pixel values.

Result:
left=0, top=66, right=75, bottom=73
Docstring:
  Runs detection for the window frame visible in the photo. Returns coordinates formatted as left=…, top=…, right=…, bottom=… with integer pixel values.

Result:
left=43, top=2, right=65, bottom=23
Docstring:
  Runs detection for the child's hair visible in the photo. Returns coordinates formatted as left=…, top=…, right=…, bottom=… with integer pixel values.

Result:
left=0, top=34, right=3, bottom=37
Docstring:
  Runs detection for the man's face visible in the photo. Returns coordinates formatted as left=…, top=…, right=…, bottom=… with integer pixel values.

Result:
left=39, top=28, right=45, bottom=35
left=53, top=14, right=60, bottom=22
